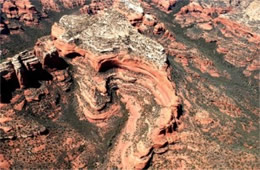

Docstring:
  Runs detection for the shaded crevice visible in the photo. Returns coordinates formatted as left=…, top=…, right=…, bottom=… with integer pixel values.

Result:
left=0, top=74, right=20, bottom=103
left=65, top=52, right=81, bottom=59
left=99, top=60, right=120, bottom=73
left=172, top=122, right=178, bottom=131
left=176, top=104, right=183, bottom=119
left=26, top=68, right=53, bottom=88
left=39, top=128, right=49, bottom=135
left=44, top=52, right=69, bottom=70
left=159, top=129, right=166, bottom=135
left=143, top=152, right=154, bottom=169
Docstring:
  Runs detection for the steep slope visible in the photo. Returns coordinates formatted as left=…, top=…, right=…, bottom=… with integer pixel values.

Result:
left=0, top=0, right=259, bottom=169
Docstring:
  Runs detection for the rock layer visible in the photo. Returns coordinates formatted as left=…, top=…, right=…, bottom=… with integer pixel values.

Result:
left=1, top=0, right=40, bottom=25
left=51, top=9, right=180, bottom=169
left=0, top=0, right=259, bottom=169
left=175, top=0, right=260, bottom=80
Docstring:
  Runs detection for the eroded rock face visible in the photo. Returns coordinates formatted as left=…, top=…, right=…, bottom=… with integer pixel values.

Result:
left=0, top=50, right=40, bottom=90
left=0, top=0, right=259, bottom=169
left=0, top=4, right=182, bottom=168
left=0, top=36, right=74, bottom=168
left=151, top=0, right=177, bottom=12
left=80, top=0, right=112, bottom=15
left=52, top=9, right=180, bottom=169
left=1, top=0, right=40, bottom=25
left=0, top=0, right=92, bottom=58
left=0, top=17, right=10, bottom=35
left=174, top=0, right=260, bottom=81
left=40, top=0, right=86, bottom=11
left=138, top=1, right=259, bottom=169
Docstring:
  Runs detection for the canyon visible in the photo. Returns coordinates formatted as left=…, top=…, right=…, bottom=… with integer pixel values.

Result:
left=0, top=0, right=259, bottom=169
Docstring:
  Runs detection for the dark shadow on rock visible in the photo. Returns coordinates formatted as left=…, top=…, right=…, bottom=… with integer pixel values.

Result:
left=26, top=64, right=53, bottom=88
left=99, top=60, right=120, bottom=73
left=44, top=52, right=69, bottom=70
left=0, top=74, right=20, bottom=103
left=65, top=52, right=81, bottom=59
left=176, top=104, right=183, bottom=119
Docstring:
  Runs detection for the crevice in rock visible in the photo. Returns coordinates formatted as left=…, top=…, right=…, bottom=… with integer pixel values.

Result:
left=26, top=68, right=53, bottom=88
left=0, top=74, right=20, bottom=103
left=65, top=52, right=81, bottom=59
left=44, top=52, right=69, bottom=70
left=99, top=60, right=120, bottom=73
left=176, top=104, right=183, bottom=119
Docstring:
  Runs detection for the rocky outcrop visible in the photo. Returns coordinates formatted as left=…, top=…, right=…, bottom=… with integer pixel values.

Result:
left=51, top=9, right=180, bottom=169
left=0, top=47, right=71, bottom=102
left=0, top=50, right=40, bottom=91
left=1, top=0, right=40, bottom=25
left=40, top=0, right=60, bottom=11
left=0, top=0, right=259, bottom=169
left=40, top=0, right=86, bottom=12
left=175, top=0, right=260, bottom=80
left=0, top=0, right=90, bottom=56
left=59, top=0, right=85, bottom=9
left=113, top=0, right=169, bottom=36
left=0, top=0, right=41, bottom=43
left=152, top=0, right=177, bottom=12
left=34, top=36, right=72, bottom=91
left=0, top=36, right=74, bottom=168
left=35, top=36, right=63, bottom=70
left=137, top=1, right=259, bottom=169
left=153, top=22, right=166, bottom=34
left=113, top=0, right=144, bottom=26
left=0, top=17, right=10, bottom=35
left=80, top=0, right=112, bottom=15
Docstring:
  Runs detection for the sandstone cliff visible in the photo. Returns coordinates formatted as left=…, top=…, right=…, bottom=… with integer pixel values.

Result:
left=0, top=0, right=259, bottom=169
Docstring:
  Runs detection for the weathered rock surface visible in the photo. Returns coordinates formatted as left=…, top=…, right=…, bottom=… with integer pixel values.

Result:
left=83, top=0, right=114, bottom=15
left=0, top=50, right=40, bottom=90
left=1, top=0, right=40, bottom=25
left=51, top=9, right=180, bottom=169
left=174, top=0, right=260, bottom=80
left=151, top=0, right=177, bottom=12
left=40, top=0, right=86, bottom=11
left=140, top=0, right=259, bottom=169
left=0, top=0, right=90, bottom=56
left=0, top=0, right=259, bottom=169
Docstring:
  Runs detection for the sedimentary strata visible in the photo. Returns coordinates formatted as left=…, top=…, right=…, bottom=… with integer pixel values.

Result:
left=51, top=9, right=181, bottom=169
left=0, top=4, right=183, bottom=168
left=138, top=0, right=259, bottom=169
left=0, top=0, right=92, bottom=57
left=174, top=0, right=260, bottom=80
left=1, top=0, right=40, bottom=25
left=0, top=0, right=259, bottom=169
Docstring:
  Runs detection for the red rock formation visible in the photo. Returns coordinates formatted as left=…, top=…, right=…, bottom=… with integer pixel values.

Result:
left=0, top=0, right=259, bottom=169
left=175, top=1, right=260, bottom=80
left=80, top=0, right=112, bottom=15
left=152, top=0, right=177, bottom=12
left=40, top=0, right=86, bottom=11
left=0, top=50, right=40, bottom=90
left=40, top=0, right=60, bottom=11
left=198, top=22, right=213, bottom=30
left=153, top=22, right=166, bottom=34
left=143, top=13, right=157, bottom=26
left=0, top=6, right=184, bottom=169
left=1, top=0, right=40, bottom=25
left=49, top=10, right=181, bottom=169
left=2, top=0, right=19, bottom=19
left=59, top=0, right=85, bottom=9
left=0, top=154, right=10, bottom=169
left=113, top=0, right=144, bottom=26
